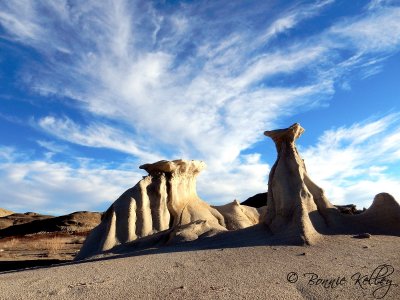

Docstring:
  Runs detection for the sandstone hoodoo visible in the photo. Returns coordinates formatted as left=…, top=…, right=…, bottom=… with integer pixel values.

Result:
left=264, top=123, right=400, bottom=243
left=76, top=124, right=400, bottom=260
left=264, top=123, right=335, bottom=244
left=76, top=160, right=260, bottom=260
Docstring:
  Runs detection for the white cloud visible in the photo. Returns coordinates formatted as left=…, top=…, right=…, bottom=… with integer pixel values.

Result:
left=302, top=114, right=400, bottom=206
left=330, top=7, right=400, bottom=53
left=0, top=147, right=143, bottom=215
left=366, top=0, right=397, bottom=10
left=1, top=0, right=394, bottom=167
left=37, top=140, right=68, bottom=154
left=0, top=1, right=39, bottom=41
left=0, top=1, right=400, bottom=211
left=0, top=146, right=268, bottom=214
left=259, top=0, right=334, bottom=42
left=37, top=116, right=160, bottom=163
left=198, top=153, right=270, bottom=204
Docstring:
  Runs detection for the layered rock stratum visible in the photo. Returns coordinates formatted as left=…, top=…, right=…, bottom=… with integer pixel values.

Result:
left=76, top=123, right=400, bottom=260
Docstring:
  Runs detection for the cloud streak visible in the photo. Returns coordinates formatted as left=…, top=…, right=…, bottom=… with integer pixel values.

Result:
left=37, top=116, right=160, bottom=162
left=0, top=146, right=143, bottom=214
left=302, top=113, right=400, bottom=207
left=0, top=1, right=400, bottom=211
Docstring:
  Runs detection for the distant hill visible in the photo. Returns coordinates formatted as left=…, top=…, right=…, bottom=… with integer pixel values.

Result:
left=0, top=208, right=14, bottom=218
left=0, top=211, right=102, bottom=238
left=241, top=193, right=267, bottom=208
left=0, top=212, right=53, bottom=230
left=241, top=192, right=365, bottom=214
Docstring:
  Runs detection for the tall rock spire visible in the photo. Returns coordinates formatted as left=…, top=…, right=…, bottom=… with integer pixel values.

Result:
left=264, top=123, right=333, bottom=244
left=264, top=123, right=400, bottom=243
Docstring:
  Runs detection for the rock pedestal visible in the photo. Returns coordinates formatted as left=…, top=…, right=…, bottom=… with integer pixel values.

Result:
left=76, top=160, right=259, bottom=260
left=76, top=123, right=400, bottom=260
left=140, top=160, right=226, bottom=230
left=264, top=123, right=334, bottom=244
left=264, top=123, right=400, bottom=243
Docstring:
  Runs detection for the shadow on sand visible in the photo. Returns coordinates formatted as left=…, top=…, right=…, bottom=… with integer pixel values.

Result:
left=2, top=221, right=395, bottom=275
left=0, top=224, right=288, bottom=274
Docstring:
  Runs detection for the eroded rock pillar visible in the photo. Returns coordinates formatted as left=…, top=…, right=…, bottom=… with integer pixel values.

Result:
left=264, top=123, right=334, bottom=244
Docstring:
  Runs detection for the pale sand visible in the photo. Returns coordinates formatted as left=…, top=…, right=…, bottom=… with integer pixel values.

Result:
left=0, top=234, right=399, bottom=300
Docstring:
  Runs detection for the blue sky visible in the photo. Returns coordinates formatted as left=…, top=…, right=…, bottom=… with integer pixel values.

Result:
left=0, top=0, right=399, bottom=215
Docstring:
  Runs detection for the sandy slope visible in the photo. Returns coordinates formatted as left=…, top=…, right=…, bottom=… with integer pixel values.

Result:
left=0, top=234, right=399, bottom=300
left=0, top=208, right=13, bottom=218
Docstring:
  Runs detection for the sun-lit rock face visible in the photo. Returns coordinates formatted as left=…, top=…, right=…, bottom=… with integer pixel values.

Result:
left=264, top=123, right=334, bottom=244
left=76, top=172, right=170, bottom=260
left=76, top=160, right=259, bottom=260
left=140, top=160, right=224, bottom=229
left=77, top=123, right=400, bottom=260
left=264, top=123, right=400, bottom=244
left=213, top=200, right=261, bottom=230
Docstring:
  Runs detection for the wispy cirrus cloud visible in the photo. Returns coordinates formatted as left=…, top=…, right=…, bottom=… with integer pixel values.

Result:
left=0, top=1, right=400, bottom=211
left=258, top=0, right=334, bottom=42
left=302, top=113, right=400, bottom=207
left=37, top=116, right=160, bottom=162
left=0, top=1, right=337, bottom=160
left=329, top=7, right=400, bottom=53
left=1, top=0, right=395, bottom=162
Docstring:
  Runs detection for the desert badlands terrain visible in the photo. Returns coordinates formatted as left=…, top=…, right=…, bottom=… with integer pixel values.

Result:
left=0, top=124, right=399, bottom=299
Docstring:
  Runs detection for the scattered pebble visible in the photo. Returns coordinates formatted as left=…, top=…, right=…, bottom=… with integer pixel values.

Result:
left=353, top=233, right=371, bottom=239
left=210, top=286, right=225, bottom=291
left=362, top=245, right=369, bottom=249
left=298, top=252, right=306, bottom=256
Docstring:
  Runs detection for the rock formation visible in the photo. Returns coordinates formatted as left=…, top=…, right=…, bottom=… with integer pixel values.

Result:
left=76, top=123, right=400, bottom=260
left=334, top=204, right=364, bottom=215
left=76, top=160, right=259, bottom=260
left=264, top=123, right=334, bottom=244
left=213, top=200, right=262, bottom=230
left=241, top=193, right=365, bottom=215
left=264, top=123, right=400, bottom=243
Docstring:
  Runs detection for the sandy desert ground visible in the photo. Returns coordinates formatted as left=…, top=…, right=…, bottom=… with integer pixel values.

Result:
left=0, top=231, right=399, bottom=300
left=0, top=210, right=102, bottom=272
left=0, top=232, right=88, bottom=271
